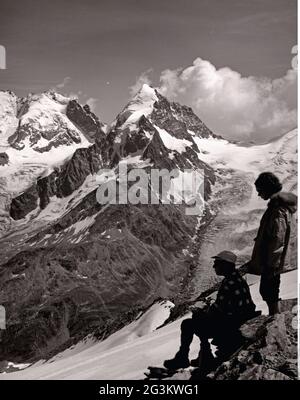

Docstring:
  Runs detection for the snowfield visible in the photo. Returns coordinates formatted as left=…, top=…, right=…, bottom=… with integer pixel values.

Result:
left=193, top=129, right=297, bottom=178
left=0, top=270, right=296, bottom=380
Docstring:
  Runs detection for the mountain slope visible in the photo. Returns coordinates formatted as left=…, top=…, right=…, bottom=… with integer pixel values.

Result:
left=0, top=86, right=217, bottom=363
left=0, top=270, right=296, bottom=380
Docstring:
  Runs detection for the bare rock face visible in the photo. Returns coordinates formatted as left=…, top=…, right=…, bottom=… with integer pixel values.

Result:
left=9, top=140, right=105, bottom=220
left=66, top=100, right=106, bottom=142
left=10, top=185, right=39, bottom=220
left=151, top=91, right=220, bottom=140
left=0, top=153, right=9, bottom=166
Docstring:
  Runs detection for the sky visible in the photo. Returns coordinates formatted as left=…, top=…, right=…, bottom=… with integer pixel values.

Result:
left=0, top=0, right=297, bottom=141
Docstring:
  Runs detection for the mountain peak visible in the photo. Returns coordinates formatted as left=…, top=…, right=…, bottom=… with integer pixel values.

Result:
left=133, top=83, right=157, bottom=101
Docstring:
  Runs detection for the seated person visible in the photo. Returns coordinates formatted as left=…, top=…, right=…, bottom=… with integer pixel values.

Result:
left=164, top=251, right=257, bottom=370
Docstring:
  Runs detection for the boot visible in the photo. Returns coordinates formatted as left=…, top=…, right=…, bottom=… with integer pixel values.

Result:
left=190, top=347, right=215, bottom=369
left=163, top=350, right=190, bottom=370
left=190, top=348, right=217, bottom=380
left=267, top=301, right=280, bottom=316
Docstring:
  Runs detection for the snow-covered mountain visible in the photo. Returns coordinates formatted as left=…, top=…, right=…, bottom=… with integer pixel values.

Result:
left=0, top=90, right=106, bottom=235
left=0, top=84, right=297, bottom=373
left=0, top=90, right=106, bottom=189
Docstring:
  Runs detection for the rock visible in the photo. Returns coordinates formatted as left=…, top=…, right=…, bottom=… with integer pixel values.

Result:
left=9, top=142, right=103, bottom=219
left=236, top=350, right=251, bottom=364
left=56, top=144, right=102, bottom=197
left=66, top=100, right=106, bottom=142
left=0, top=152, right=9, bottom=166
left=240, top=315, right=270, bottom=341
left=262, top=369, right=291, bottom=380
left=10, top=185, right=39, bottom=220
left=151, top=91, right=220, bottom=140
left=210, top=303, right=298, bottom=380
left=238, top=365, right=264, bottom=380
left=279, top=298, right=297, bottom=312
left=277, top=359, right=298, bottom=378
left=262, top=314, right=288, bottom=353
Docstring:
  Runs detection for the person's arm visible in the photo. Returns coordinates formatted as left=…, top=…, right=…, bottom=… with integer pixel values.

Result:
left=209, top=282, right=230, bottom=314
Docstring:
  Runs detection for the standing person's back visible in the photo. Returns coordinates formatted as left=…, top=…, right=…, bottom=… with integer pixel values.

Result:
left=248, top=173, right=297, bottom=315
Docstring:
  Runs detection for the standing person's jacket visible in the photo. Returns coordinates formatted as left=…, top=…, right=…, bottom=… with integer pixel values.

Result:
left=208, top=270, right=256, bottom=325
left=249, top=191, right=297, bottom=277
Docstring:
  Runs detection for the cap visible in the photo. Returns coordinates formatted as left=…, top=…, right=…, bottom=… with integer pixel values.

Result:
left=212, top=250, right=237, bottom=265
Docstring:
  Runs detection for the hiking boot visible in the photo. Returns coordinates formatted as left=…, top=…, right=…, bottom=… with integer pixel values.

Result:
left=163, top=352, right=190, bottom=370
left=190, top=350, right=218, bottom=380
left=190, top=348, right=215, bottom=368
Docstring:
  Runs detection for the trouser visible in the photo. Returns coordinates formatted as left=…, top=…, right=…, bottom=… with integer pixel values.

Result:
left=259, top=274, right=281, bottom=303
left=179, top=312, right=240, bottom=356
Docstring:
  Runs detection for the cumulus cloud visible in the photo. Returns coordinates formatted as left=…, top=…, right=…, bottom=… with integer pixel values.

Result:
left=86, top=97, right=99, bottom=112
left=134, top=58, right=297, bottom=142
left=159, top=58, right=297, bottom=141
left=129, top=68, right=153, bottom=97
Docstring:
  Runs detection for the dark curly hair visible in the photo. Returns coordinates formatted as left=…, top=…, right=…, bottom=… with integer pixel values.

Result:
left=255, top=172, right=282, bottom=196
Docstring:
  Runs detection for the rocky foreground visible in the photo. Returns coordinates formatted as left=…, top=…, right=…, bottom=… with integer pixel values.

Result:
left=167, top=299, right=298, bottom=381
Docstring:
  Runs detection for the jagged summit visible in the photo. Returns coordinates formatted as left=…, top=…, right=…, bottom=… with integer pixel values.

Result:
left=111, top=83, right=217, bottom=140
left=106, top=83, right=219, bottom=171
left=133, top=83, right=157, bottom=101
left=0, top=90, right=106, bottom=151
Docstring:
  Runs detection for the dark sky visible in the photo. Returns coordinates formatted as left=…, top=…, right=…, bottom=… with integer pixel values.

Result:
left=0, top=0, right=297, bottom=124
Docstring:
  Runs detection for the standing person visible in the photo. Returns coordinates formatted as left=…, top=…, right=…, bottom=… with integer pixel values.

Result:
left=248, top=172, right=297, bottom=315
left=163, top=251, right=257, bottom=371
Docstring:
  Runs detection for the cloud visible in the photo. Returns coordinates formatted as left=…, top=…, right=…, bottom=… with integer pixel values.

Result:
left=157, top=58, right=297, bottom=141
left=133, top=58, right=296, bottom=142
left=86, top=97, right=99, bottom=112
left=55, top=76, right=71, bottom=89
left=129, top=68, right=153, bottom=97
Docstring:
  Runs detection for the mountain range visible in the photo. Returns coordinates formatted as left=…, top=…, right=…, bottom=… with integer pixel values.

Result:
left=0, top=84, right=297, bottom=366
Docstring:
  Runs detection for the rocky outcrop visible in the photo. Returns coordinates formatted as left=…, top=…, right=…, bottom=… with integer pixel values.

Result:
left=10, top=185, right=39, bottom=220
left=66, top=100, right=106, bottom=142
left=204, top=299, right=297, bottom=380
left=9, top=118, right=82, bottom=152
left=9, top=139, right=105, bottom=220
left=0, top=153, right=9, bottom=166
left=106, top=115, right=158, bottom=165
left=157, top=300, right=297, bottom=382
left=151, top=91, right=222, bottom=140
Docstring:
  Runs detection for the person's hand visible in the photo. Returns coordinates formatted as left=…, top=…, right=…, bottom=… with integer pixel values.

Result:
left=189, top=301, right=207, bottom=313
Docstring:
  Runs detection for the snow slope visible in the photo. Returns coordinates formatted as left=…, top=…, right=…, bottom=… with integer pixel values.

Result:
left=194, top=129, right=297, bottom=182
left=0, top=270, right=296, bottom=380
